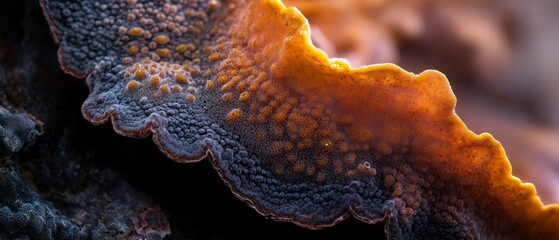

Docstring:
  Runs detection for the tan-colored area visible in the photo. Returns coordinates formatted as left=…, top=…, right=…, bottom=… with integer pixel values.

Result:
left=284, top=0, right=559, bottom=205
left=210, top=0, right=558, bottom=237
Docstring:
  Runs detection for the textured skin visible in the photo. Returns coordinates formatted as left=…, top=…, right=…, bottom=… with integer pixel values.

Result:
left=0, top=107, right=42, bottom=157
left=0, top=168, right=80, bottom=240
left=41, top=0, right=559, bottom=239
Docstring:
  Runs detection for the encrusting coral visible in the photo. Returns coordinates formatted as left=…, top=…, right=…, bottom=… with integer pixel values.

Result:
left=0, top=1, right=173, bottom=238
left=0, top=107, right=42, bottom=158
left=0, top=168, right=81, bottom=240
left=40, top=0, right=559, bottom=239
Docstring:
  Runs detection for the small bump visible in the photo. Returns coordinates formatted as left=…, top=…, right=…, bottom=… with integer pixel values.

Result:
left=149, top=75, right=160, bottom=87
left=368, top=167, right=377, bottom=176
left=134, top=69, right=147, bottom=79
left=127, top=27, right=143, bottom=36
left=186, top=94, right=196, bottom=103
left=357, top=163, right=367, bottom=173
left=149, top=67, right=157, bottom=74
left=293, top=162, right=305, bottom=173
left=209, top=53, right=221, bottom=61
left=320, top=139, right=334, bottom=151
left=273, top=111, right=287, bottom=124
left=384, top=175, right=395, bottom=188
left=187, top=87, right=197, bottom=94
left=208, top=0, right=220, bottom=11
left=217, top=76, right=228, bottom=84
left=236, top=81, right=248, bottom=91
left=157, top=48, right=171, bottom=57
left=222, top=92, right=233, bottom=102
left=127, top=45, right=139, bottom=55
left=154, top=35, right=169, bottom=44
left=159, top=84, right=170, bottom=94
left=175, top=73, right=188, bottom=84
left=176, top=44, right=187, bottom=53
left=226, top=108, right=242, bottom=123
left=206, top=80, right=216, bottom=90
left=126, top=80, right=139, bottom=92
left=239, top=92, right=250, bottom=102
left=171, top=85, right=182, bottom=92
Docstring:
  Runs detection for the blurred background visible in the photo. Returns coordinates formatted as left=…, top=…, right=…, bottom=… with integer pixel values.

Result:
left=284, top=0, right=559, bottom=204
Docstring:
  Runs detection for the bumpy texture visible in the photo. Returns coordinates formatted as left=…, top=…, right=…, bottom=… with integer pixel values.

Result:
left=0, top=107, right=42, bottom=157
left=0, top=1, right=171, bottom=238
left=0, top=168, right=81, bottom=240
left=41, top=0, right=559, bottom=239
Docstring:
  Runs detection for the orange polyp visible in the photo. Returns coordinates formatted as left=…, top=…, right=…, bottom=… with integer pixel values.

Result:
left=154, top=35, right=170, bottom=44
left=208, top=0, right=220, bottom=11
left=346, top=170, right=356, bottom=178
left=222, top=92, right=233, bottom=102
left=156, top=48, right=171, bottom=57
left=367, top=167, right=377, bottom=176
left=175, top=73, right=188, bottom=84
left=127, top=45, right=139, bottom=55
left=186, top=94, right=196, bottom=103
left=357, top=163, right=367, bottom=173
left=149, top=75, right=160, bottom=87
left=221, top=81, right=235, bottom=92
left=238, top=92, right=250, bottom=102
left=159, top=84, right=170, bottom=94
left=127, top=27, right=143, bottom=36
left=319, top=139, right=334, bottom=151
left=171, top=85, right=182, bottom=92
left=134, top=68, right=146, bottom=79
left=209, top=53, right=221, bottom=62
left=176, top=44, right=187, bottom=53
left=236, top=80, right=248, bottom=91
left=217, top=75, right=228, bottom=85
left=205, top=80, right=216, bottom=90
left=293, top=162, right=305, bottom=173
left=126, top=80, right=139, bottom=91
left=226, top=108, right=242, bottom=123
left=272, top=111, right=287, bottom=124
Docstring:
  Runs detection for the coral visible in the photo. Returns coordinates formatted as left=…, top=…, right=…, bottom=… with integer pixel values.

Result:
left=0, top=1, right=171, bottom=238
left=0, top=107, right=42, bottom=157
left=0, top=167, right=81, bottom=240
left=40, top=0, right=559, bottom=239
